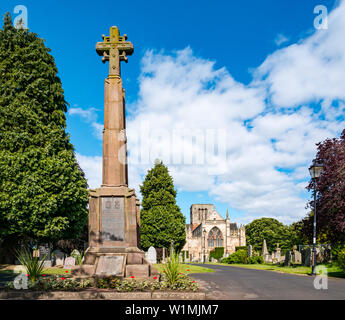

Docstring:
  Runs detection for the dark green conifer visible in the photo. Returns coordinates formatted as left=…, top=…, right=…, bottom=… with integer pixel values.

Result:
left=0, top=13, right=88, bottom=243
left=140, top=160, right=185, bottom=251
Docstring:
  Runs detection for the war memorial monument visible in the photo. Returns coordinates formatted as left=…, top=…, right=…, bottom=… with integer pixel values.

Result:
left=72, top=26, right=157, bottom=279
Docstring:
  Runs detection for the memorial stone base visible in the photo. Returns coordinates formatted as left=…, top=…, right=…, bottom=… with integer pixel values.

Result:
left=72, top=186, right=159, bottom=279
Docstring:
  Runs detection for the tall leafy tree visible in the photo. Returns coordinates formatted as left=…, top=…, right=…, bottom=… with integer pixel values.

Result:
left=303, top=129, right=345, bottom=244
left=0, top=13, right=88, bottom=244
left=245, top=218, right=298, bottom=252
left=140, top=160, right=186, bottom=251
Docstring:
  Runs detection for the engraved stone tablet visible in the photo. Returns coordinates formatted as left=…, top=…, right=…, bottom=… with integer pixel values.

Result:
left=95, top=255, right=124, bottom=276
left=101, top=197, right=124, bottom=241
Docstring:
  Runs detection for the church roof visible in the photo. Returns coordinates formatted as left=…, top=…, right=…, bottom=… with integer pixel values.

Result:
left=192, top=223, right=201, bottom=232
left=230, top=223, right=238, bottom=230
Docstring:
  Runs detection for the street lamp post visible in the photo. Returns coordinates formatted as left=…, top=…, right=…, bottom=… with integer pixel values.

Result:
left=308, top=161, right=323, bottom=276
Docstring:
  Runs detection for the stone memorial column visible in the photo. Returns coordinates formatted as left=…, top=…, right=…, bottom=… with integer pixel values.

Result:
left=72, top=26, right=158, bottom=279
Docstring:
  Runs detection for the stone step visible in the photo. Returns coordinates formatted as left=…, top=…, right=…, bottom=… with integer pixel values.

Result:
left=127, top=253, right=144, bottom=265
left=126, top=264, right=149, bottom=278
left=71, top=264, right=95, bottom=276
left=88, top=247, right=127, bottom=253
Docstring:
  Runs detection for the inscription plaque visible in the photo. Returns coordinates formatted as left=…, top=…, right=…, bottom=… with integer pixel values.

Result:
left=101, top=197, right=124, bottom=241
left=95, top=255, right=124, bottom=276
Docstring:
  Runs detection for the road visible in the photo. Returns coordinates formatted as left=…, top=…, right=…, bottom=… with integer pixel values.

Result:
left=190, top=264, right=345, bottom=300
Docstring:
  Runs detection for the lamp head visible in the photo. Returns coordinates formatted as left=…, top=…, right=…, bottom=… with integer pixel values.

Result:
left=309, top=161, right=323, bottom=179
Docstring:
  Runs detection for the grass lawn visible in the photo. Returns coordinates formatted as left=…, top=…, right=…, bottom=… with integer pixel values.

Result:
left=206, top=262, right=345, bottom=278
left=154, top=263, right=214, bottom=274
left=1, top=263, right=214, bottom=276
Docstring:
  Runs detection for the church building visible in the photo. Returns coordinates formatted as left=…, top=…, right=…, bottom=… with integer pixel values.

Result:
left=183, top=204, right=246, bottom=262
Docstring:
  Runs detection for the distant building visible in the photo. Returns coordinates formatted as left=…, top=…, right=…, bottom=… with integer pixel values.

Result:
left=182, top=204, right=246, bottom=262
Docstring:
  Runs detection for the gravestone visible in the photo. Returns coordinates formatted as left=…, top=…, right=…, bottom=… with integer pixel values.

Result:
left=162, top=248, right=166, bottom=262
left=316, top=248, right=323, bottom=263
left=262, top=239, right=268, bottom=256
left=39, top=244, right=52, bottom=267
left=264, top=254, right=272, bottom=263
left=275, top=244, right=281, bottom=261
left=248, top=245, right=253, bottom=257
left=64, top=256, right=76, bottom=269
left=52, top=250, right=65, bottom=266
left=146, top=246, right=157, bottom=264
left=303, top=248, right=312, bottom=267
left=71, top=249, right=80, bottom=258
left=284, top=250, right=291, bottom=266
left=38, top=245, right=51, bottom=261
left=292, top=247, right=302, bottom=264
left=95, top=255, right=124, bottom=276
left=170, top=240, right=174, bottom=257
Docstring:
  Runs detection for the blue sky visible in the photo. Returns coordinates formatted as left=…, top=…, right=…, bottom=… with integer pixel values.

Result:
left=2, top=0, right=344, bottom=225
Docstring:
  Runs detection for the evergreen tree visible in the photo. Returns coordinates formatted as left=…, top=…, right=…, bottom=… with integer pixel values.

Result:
left=140, top=160, right=186, bottom=251
left=245, top=218, right=299, bottom=252
left=0, top=13, right=88, bottom=243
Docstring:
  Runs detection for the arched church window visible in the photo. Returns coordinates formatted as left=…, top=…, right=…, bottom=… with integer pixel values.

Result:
left=207, top=227, right=223, bottom=248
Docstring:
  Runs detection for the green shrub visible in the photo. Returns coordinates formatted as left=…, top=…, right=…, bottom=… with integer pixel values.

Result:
left=70, top=249, right=83, bottom=265
left=6, top=275, right=93, bottom=291
left=337, top=248, right=345, bottom=272
left=5, top=273, right=199, bottom=292
left=221, top=250, right=247, bottom=264
left=235, top=246, right=247, bottom=252
left=15, top=247, right=47, bottom=284
left=331, top=245, right=345, bottom=261
left=247, top=256, right=264, bottom=264
left=162, top=251, right=180, bottom=285
left=209, top=247, right=224, bottom=261
left=96, top=276, right=121, bottom=289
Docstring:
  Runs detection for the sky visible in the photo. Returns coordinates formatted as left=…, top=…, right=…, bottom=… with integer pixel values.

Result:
left=1, top=0, right=345, bottom=225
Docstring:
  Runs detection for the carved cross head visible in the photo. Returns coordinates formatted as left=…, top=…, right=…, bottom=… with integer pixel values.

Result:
left=96, top=26, right=134, bottom=77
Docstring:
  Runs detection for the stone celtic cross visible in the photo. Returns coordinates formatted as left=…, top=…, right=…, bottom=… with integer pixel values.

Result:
left=96, top=26, right=134, bottom=78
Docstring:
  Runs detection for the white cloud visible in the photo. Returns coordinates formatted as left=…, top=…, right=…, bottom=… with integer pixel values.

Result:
left=69, top=107, right=103, bottom=140
left=274, top=33, right=289, bottom=46
left=91, top=122, right=103, bottom=140
left=69, top=107, right=98, bottom=122
left=75, top=153, right=102, bottom=189
left=255, top=2, right=345, bottom=107
left=77, top=1, right=345, bottom=225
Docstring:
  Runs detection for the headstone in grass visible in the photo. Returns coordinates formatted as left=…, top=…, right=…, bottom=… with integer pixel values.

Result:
left=275, top=244, right=281, bottom=261
left=52, top=250, right=65, bottom=266
left=38, top=245, right=51, bottom=261
left=303, top=247, right=312, bottom=267
left=248, top=245, right=253, bottom=257
left=146, top=246, right=157, bottom=264
left=284, top=250, right=291, bottom=266
left=39, top=244, right=52, bottom=268
left=63, top=257, right=76, bottom=269
left=292, top=246, right=302, bottom=264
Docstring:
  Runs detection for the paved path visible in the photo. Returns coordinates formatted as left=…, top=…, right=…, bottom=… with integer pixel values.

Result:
left=190, top=264, right=345, bottom=300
